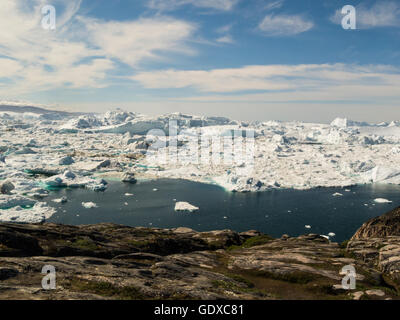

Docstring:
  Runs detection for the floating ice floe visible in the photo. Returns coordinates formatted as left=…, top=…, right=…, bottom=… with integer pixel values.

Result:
left=121, top=172, right=137, bottom=184
left=0, top=195, right=55, bottom=223
left=305, top=225, right=312, bottom=229
left=52, top=197, right=67, bottom=204
left=332, top=193, right=343, bottom=197
left=374, top=198, right=393, bottom=204
left=174, top=202, right=199, bottom=212
left=43, top=170, right=107, bottom=191
left=82, top=202, right=98, bottom=209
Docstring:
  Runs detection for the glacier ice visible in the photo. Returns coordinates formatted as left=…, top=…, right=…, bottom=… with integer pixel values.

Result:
left=1, top=107, right=400, bottom=222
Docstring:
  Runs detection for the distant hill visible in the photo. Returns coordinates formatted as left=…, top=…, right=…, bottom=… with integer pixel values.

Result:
left=0, top=104, right=84, bottom=116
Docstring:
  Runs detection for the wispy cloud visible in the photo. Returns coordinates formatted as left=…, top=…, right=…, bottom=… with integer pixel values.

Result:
left=331, top=1, right=400, bottom=28
left=147, top=0, right=239, bottom=11
left=215, top=24, right=235, bottom=44
left=0, top=0, right=197, bottom=95
left=83, top=17, right=196, bottom=67
left=264, top=0, right=284, bottom=12
left=216, top=35, right=235, bottom=44
left=131, top=64, right=400, bottom=97
left=259, top=14, right=314, bottom=36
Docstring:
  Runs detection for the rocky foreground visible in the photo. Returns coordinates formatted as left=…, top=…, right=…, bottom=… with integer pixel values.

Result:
left=1, top=207, right=400, bottom=300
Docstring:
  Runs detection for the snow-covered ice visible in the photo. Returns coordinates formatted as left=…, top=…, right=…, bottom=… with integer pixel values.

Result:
left=1, top=107, right=400, bottom=222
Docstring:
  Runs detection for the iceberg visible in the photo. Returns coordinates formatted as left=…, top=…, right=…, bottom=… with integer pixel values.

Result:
left=82, top=202, right=98, bottom=209
left=174, top=202, right=199, bottom=212
left=374, top=198, right=392, bottom=204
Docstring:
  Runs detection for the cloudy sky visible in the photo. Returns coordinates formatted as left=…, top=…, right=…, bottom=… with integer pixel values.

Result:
left=0, top=0, right=399, bottom=122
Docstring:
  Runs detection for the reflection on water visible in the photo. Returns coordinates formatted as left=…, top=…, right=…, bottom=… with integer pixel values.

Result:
left=46, top=179, right=400, bottom=243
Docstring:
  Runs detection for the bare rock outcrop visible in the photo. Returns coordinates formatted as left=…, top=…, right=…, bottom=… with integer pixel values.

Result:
left=0, top=222, right=398, bottom=300
left=351, top=207, right=400, bottom=240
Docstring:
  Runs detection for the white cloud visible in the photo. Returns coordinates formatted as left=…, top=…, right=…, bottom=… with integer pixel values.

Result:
left=131, top=64, right=400, bottom=102
left=0, top=58, right=23, bottom=78
left=259, top=14, right=313, bottom=36
left=147, top=0, right=239, bottom=11
left=0, top=0, right=197, bottom=95
left=217, top=24, right=233, bottom=33
left=216, top=35, right=235, bottom=44
left=264, top=0, right=284, bottom=12
left=215, top=24, right=235, bottom=44
left=83, top=17, right=196, bottom=67
left=331, top=1, right=400, bottom=28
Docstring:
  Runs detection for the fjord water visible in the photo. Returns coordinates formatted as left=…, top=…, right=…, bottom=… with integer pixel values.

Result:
left=46, top=180, right=400, bottom=243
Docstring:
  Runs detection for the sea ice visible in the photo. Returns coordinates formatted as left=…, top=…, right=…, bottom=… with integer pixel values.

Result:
left=52, top=197, right=67, bottom=204
left=332, top=193, right=343, bottom=197
left=82, top=202, right=98, bottom=209
left=374, top=198, right=393, bottom=204
left=1, top=105, right=400, bottom=222
left=174, top=202, right=199, bottom=212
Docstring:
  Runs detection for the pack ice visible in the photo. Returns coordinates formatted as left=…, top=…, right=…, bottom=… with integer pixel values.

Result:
left=1, top=103, right=399, bottom=223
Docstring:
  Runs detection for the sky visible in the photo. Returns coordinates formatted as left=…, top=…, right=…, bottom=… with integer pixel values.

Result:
left=0, top=0, right=399, bottom=122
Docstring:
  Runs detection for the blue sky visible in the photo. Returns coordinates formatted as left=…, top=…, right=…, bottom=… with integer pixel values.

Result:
left=0, top=0, right=400, bottom=122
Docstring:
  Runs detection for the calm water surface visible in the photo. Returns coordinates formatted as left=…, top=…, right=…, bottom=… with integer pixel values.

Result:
left=46, top=179, right=400, bottom=242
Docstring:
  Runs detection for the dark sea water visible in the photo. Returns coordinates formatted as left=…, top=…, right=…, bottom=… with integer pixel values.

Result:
left=46, top=179, right=400, bottom=243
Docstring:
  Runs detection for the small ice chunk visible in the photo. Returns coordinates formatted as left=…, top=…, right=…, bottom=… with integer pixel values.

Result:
left=125, top=193, right=134, bottom=196
left=374, top=198, right=392, bottom=204
left=82, top=202, right=98, bottom=209
left=305, top=225, right=312, bottom=229
left=153, top=188, right=158, bottom=192
left=0, top=180, right=15, bottom=195
left=63, top=170, right=76, bottom=179
left=332, top=193, right=343, bottom=197
left=52, top=197, right=67, bottom=204
left=59, top=156, right=75, bottom=165
left=174, top=202, right=199, bottom=212
left=121, top=172, right=137, bottom=184
left=328, top=232, right=336, bottom=237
